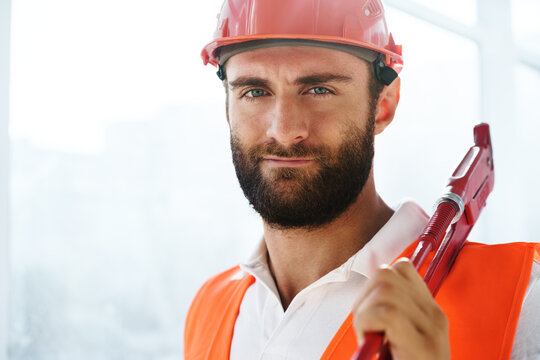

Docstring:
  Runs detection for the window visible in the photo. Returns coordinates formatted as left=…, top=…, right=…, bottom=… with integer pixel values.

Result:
left=408, top=0, right=477, bottom=25
left=512, top=0, right=540, bottom=56
left=515, top=64, right=540, bottom=242
left=376, top=7, right=480, bottom=214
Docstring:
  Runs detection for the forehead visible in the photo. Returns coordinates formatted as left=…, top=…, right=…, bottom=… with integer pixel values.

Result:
left=225, top=45, right=370, bottom=82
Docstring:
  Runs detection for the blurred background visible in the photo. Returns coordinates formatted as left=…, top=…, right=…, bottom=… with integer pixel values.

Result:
left=0, top=0, right=539, bottom=358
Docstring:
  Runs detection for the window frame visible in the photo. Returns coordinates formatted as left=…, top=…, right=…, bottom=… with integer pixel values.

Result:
left=1, top=0, right=12, bottom=358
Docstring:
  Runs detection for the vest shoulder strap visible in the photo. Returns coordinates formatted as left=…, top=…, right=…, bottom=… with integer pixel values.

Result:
left=184, top=266, right=254, bottom=360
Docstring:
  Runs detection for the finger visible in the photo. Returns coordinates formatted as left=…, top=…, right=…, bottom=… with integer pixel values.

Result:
left=354, top=298, right=449, bottom=360
left=353, top=260, right=450, bottom=359
left=392, top=258, right=432, bottom=299
left=391, top=259, right=447, bottom=325
left=353, top=261, right=447, bottom=340
left=353, top=265, right=404, bottom=309
left=353, top=279, right=434, bottom=339
left=353, top=300, right=427, bottom=353
left=353, top=261, right=427, bottom=312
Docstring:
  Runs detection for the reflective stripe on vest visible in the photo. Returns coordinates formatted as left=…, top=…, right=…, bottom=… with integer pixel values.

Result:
left=184, top=242, right=540, bottom=360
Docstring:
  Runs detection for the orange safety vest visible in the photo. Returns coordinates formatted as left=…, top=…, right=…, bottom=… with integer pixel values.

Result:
left=184, top=241, right=540, bottom=360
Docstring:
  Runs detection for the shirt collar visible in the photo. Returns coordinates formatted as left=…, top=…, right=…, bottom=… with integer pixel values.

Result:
left=349, top=199, right=429, bottom=277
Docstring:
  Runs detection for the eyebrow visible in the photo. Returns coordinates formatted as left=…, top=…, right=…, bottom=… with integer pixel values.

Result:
left=294, top=73, right=353, bottom=85
left=228, top=73, right=353, bottom=90
left=228, top=77, right=270, bottom=89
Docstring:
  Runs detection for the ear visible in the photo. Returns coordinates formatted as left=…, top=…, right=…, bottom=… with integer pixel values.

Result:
left=374, top=77, right=400, bottom=135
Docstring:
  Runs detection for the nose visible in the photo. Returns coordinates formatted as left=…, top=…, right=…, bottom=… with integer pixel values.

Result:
left=266, top=96, right=309, bottom=146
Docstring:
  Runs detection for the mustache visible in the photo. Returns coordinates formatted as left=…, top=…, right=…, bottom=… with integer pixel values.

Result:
left=248, top=142, right=331, bottom=162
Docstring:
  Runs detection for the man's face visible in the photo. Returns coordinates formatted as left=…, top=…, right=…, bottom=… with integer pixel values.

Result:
left=225, top=46, right=377, bottom=229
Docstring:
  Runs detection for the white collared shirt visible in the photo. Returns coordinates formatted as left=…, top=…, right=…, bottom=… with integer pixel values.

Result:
left=229, top=200, right=540, bottom=359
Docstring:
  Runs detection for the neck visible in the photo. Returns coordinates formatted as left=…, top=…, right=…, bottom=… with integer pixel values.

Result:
left=262, top=175, right=393, bottom=310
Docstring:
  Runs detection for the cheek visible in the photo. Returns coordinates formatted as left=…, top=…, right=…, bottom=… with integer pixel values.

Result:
left=228, top=100, right=272, bottom=140
left=309, top=103, right=366, bottom=140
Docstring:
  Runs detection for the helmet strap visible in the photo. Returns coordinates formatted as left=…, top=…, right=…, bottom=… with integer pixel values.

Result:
left=217, top=64, right=226, bottom=80
left=373, top=54, right=398, bottom=86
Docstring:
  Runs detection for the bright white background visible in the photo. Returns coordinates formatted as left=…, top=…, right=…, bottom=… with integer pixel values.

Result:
left=1, top=0, right=539, bottom=358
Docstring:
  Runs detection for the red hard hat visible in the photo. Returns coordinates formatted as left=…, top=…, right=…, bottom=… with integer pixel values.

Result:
left=201, top=0, right=403, bottom=84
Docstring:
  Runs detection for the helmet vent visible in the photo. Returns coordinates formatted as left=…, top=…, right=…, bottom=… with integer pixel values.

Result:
left=363, top=0, right=382, bottom=17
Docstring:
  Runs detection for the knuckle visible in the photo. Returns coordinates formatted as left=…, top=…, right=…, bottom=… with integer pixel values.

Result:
left=353, top=300, right=368, bottom=320
left=393, top=259, right=417, bottom=277
left=376, top=304, right=398, bottom=323
left=372, top=283, right=395, bottom=300
left=352, top=301, right=364, bottom=317
left=353, top=310, right=367, bottom=330
left=353, top=299, right=398, bottom=330
left=393, top=258, right=412, bottom=271
left=372, top=267, right=394, bottom=283
left=432, top=305, right=449, bottom=329
left=352, top=307, right=370, bottom=332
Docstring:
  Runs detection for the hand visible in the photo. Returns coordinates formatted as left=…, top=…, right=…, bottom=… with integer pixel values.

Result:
left=352, top=258, right=450, bottom=360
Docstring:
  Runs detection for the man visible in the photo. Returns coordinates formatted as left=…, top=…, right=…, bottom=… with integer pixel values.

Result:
left=185, top=0, right=540, bottom=359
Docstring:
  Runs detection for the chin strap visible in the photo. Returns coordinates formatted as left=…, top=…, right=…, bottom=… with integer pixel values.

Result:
left=373, top=54, right=398, bottom=86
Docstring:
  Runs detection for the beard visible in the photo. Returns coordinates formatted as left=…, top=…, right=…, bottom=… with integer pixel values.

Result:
left=231, top=117, right=375, bottom=230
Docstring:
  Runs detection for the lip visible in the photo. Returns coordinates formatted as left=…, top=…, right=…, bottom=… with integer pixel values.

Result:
left=263, top=156, right=315, bottom=167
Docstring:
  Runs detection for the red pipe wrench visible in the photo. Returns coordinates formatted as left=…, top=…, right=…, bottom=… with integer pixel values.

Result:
left=352, top=123, right=495, bottom=360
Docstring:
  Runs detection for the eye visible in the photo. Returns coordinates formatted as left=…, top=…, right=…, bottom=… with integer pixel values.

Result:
left=244, top=89, right=267, bottom=98
left=307, top=87, right=332, bottom=95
